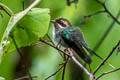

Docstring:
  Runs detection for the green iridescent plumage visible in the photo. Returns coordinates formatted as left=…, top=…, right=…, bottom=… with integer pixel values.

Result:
left=51, top=18, right=100, bottom=64
left=60, top=27, right=73, bottom=40
left=60, top=27, right=88, bottom=47
left=60, top=27, right=92, bottom=64
left=51, top=18, right=114, bottom=68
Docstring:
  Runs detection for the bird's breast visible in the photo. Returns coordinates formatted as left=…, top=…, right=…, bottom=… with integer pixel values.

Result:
left=52, top=27, right=68, bottom=47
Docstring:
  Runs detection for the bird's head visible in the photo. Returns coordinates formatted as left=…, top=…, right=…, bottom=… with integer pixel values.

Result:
left=51, top=18, right=72, bottom=29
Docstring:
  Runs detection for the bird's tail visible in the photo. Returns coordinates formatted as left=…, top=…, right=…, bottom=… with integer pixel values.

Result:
left=72, top=46, right=92, bottom=64
left=85, top=47, right=115, bottom=68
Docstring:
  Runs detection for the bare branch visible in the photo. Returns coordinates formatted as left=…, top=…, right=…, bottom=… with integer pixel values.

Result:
left=46, top=34, right=55, bottom=45
left=46, top=34, right=65, bottom=58
left=96, top=68, right=120, bottom=80
left=40, top=38, right=94, bottom=80
left=31, top=35, right=64, bottom=57
left=84, top=0, right=120, bottom=24
left=95, top=0, right=120, bottom=24
left=116, top=44, right=120, bottom=55
left=15, top=75, right=37, bottom=80
left=40, top=38, right=71, bottom=57
left=44, top=56, right=69, bottom=80
left=93, top=40, right=120, bottom=75
left=94, top=10, right=120, bottom=51
left=68, top=49, right=94, bottom=80
left=44, top=65, right=64, bottom=80
left=84, top=10, right=106, bottom=19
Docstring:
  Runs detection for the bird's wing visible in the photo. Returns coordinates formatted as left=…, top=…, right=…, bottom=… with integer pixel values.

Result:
left=60, top=27, right=92, bottom=64
left=69, top=27, right=104, bottom=60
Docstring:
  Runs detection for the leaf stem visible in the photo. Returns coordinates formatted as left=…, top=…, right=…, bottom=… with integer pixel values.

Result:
left=0, top=3, right=14, bottom=16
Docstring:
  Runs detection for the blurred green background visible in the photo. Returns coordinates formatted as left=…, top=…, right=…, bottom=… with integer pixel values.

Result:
left=0, top=0, right=120, bottom=80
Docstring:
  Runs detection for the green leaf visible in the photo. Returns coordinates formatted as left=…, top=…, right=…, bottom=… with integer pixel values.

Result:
left=0, top=0, right=41, bottom=63
left=14, top=8, right=50, bottom=48
left=4, top=8, right=50, bottom=55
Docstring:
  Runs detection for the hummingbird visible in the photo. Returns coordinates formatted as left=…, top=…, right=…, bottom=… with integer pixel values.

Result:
left=50, top=18, right=115, bottom=68
left=51, top=17, right=97, bottom=64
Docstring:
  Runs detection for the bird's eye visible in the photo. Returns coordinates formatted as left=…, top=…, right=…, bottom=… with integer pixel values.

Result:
left=57, top=20, right=66, bottom=27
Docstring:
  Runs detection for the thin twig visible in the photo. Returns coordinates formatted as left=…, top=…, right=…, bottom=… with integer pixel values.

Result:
left=44, top=57, right=69, bottom=80
left=95, top=0, right=120, bottom=24
left=68, top=49, right=94, bottom=80
left=9, top=33, right=33, bottom=80
left=61, top=62, right=67, bottom=80
left=31, top=40, right=52, bottom=46
left=44, top=65, right=64, bottom=80
left=96, top=68, right=120, bottom=80
left=94, top=10, right=120, bottom=51
left=46, top=34, right=55, bottom=45
left=56, top=39, right=64, bottom=57
left=40, top=38, right=94, bottom=80
left=0, top=3, right=14, bottom=16
left=31, top=35, right=64, bottom=57
left=84, top=10, right=106, bottom=18
left=9, top=33, right=23, bottom=57
left=88, top=64, right=92, bottom=72
left=84, top=0, right=120, bottom=24
left=68, top=49, right=90, bottom=75
left=46, top=34, right=69, bottom=80
left=61, top=55, right=69, bottom=80
left=0, top=6, right=11, bottom=16
left=40, top=38, right=71, bottom=57
left=93, top=40, right=120, bottom=75
left=15, top=75, right=37, bottom=80
left=116, top=44, right=120, bottom=55
left=46, top=34, right=64, bottom=57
